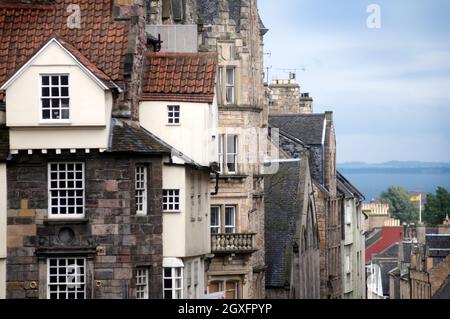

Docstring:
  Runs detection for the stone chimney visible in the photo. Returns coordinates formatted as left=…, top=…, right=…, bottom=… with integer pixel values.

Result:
left=269, top=78, right=313, bottom=115
left=112, top=0, right=147, bottom=121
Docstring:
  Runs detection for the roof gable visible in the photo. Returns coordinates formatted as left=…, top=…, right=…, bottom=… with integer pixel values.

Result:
left=0, top=0, right=129, bottom=94
left=142, top=52, right=218, bottom=103
left=0, top=38, right=118, bottom=91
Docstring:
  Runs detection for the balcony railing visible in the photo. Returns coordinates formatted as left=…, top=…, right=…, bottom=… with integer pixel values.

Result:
left=211, top=233, right=257, bottom=254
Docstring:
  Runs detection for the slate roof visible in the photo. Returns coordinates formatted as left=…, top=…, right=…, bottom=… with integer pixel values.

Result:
left=109, top=120, right=170, bottom=155
left=265, top=160, right=302, bottom=288
left=0, top=0, right=129, bottom=96
left=337, top=171, right=365, bottom=200
left=433, top=276, right=450, bottom=299
left=426, top=234, right=450, bottom=258
left=0, top=125, right=9, bottom=161
left=269, top=114, right=326, bottom=145
left=142, top=52, right=218, bottom=103
left=372, top=254, right=398, bottom=296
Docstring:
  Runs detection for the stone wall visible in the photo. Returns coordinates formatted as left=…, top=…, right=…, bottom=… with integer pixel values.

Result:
left=113, top=0, right=148, bottom=120
left=6, top=151, right=163, bottom=299
left=269, top=80, right=313, bottom=115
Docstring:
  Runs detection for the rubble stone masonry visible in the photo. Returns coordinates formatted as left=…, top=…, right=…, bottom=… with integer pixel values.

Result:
left=6, top=151, right=163, bottom=299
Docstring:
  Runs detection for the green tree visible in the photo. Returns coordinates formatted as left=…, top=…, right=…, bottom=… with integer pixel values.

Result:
left=380, top=186, right=419, bottom=223
left=424, top=187, right=450, bottom=226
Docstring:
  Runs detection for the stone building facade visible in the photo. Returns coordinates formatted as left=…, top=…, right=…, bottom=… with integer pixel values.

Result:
left=0, top=111, right=6, bottom=299
left=6, top=150, right=167, bottom=299
left=0, top=0, right=172, bottom=299
left=145, top=0, right=268, bottom=298
left=337, top=173, right=366, bottom=299
left=270, top=112, right=343, bottom=299
left=265, top=132, right=320, bottom=299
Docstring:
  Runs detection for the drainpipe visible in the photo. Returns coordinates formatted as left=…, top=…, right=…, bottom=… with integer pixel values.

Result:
left=210, top=163, right=220, bottom=196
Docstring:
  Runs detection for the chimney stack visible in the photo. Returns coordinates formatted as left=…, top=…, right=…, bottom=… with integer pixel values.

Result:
left=112, top=0, right=147, bottom=121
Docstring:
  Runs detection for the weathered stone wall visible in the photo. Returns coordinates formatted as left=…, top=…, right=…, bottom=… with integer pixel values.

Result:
left=6, top=151, right=163, bottom=299
left=313, top=184, right=328, bottom=299
left=113, top=0, right=148, bottom=120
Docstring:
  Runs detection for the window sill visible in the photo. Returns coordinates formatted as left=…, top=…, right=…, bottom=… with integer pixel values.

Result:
left=166, top=123, right=181, bottom=127
left=218, top=174, right=248, bottom=181
left=39, top=120, right=72, bottom=126
left=163, top=211, right=181, bottom=214
left=44, top=218, right=89, bottom=226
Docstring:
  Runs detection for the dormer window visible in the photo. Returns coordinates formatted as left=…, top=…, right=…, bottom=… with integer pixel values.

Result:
left=41, top=75, right=70, bottom=121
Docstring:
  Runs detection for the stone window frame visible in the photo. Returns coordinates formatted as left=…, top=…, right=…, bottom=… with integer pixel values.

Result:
left=217, top=62, right=240, bottom=106
left=47, top=162, right=85, bottom=220
left=135, top=267, right=150, bottom=299
left=40, top=74, right=70, bottom=123
left=47, top=257, right=86, bottom=299
left=135, top=165, right=148, bottom=216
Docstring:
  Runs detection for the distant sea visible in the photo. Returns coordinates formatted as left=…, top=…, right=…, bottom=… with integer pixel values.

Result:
left=337, top=163, right=450, bottom=202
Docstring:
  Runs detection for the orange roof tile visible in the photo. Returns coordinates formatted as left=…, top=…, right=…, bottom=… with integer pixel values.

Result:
left=0, top=0, right=129, bottom=95
left=142, top=52, right=218, bottom=103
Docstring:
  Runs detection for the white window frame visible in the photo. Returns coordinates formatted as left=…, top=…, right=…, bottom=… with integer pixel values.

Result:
left=211, top=206, right=221, bottom=234
left=167, top=105, right=180, bottom=125
left=226, top=135, right=238, bottom=175
left=136, top=268, right=149, bottom=299
left=163, top=267, right=184, bottom=299
left=163, top=189, right=180, bottom=213
left=47, top=257, right=86, bottom=300
left=40, top=74, right=70, bottom=123
left=218, top=134, right=238, bottom=175
left=225, top=205, right=236, bottom=234
left=48, top=162, right=85, bottom=219
left=225, top=67, right=235, bottom=104
left=135, top=165, right=148, bottom=216
left=218, top=134, right=225, bottom=174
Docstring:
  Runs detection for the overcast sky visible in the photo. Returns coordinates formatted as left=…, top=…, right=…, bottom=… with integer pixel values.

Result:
left=259, top=0, right=450, bottom=164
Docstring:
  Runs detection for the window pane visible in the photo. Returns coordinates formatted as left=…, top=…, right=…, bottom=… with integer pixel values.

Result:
left=225, top=206, right=235, bottom=233
left=47, top=258, right=85, bottom=299
left=42, top=87, right=50, bottom=97
left=227, top=135, right=237, bottom=154
left=226, top=68, right=234, bottom=85
left=61, top=76, right=69, bottom=85
left=42, top=76, right=50, bottom=85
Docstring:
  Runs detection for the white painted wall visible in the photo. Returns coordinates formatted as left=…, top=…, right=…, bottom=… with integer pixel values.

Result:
left=5, top=41, right=112, bottom=150
left=163, top=165, right=187, bottom=258
left=184, top=167, right=210, bottom=257
left=183, top=257, right=206, bottom=299
left=140, top=99, right=218, bottom=167
left=0, top=164, right=7, bottom=299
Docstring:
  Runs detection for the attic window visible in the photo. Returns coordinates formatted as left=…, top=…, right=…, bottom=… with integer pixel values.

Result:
left=41, top=75, right=70, bottom=121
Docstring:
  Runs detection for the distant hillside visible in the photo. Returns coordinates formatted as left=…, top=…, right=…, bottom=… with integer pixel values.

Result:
left=338, top=161, right=450, bottom=174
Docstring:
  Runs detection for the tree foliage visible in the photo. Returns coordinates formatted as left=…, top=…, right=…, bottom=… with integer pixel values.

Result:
left=380, top=186, right=419, bottom=223
left=424, top=187, right=450, bottom=226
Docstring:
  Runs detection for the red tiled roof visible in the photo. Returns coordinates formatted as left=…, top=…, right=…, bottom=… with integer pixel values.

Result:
left=365, top=226, right=404, bottom=264
left=142, top=52, right=218, bottom=103
left=0, top=0, right=129, bottom=95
